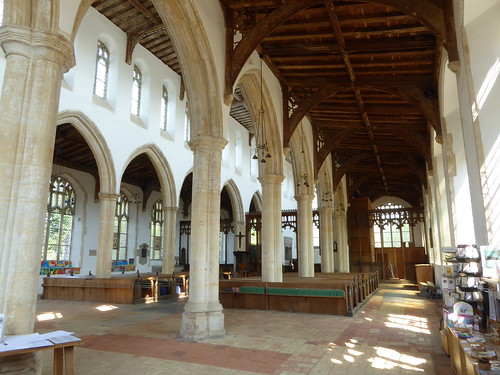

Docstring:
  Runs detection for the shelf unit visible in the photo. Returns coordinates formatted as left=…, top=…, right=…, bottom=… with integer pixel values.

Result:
left=442, top=245, right=484, bottom=309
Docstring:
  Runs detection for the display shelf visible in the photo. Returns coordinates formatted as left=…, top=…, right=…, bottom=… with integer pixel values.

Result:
left=442, top=245, right=484, bottom=309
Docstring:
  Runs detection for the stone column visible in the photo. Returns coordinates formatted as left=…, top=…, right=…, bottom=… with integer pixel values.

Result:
left=448, top=59, right=488, bottom=245
left=332, top=207, right=340, bottom=272
left=295, top=194, right=315, bottom=277
left=258, top=174, right=285, bottom=282
left=319, top=206, right=334, bottom=273
left=95, top=193, right=119, bottom=278
left=337, top=208, right=349, bottom=272
left=162, top=206, right=178, bottom=274
left=0, top=25, right=74, bottom=374
left=181, top=136, right=227, bottom=340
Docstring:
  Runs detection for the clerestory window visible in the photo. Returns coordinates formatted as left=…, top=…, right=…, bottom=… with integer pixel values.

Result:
left=160, top=85, right=168, bottom=131
left=131, top=65, right=142, bottom=117
left=94, top=40, right=110, bottom=99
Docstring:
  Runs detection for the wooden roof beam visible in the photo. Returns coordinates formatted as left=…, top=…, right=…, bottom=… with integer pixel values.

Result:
left=227, top=0, right=320, bottom=98
left=326, top=2, right=389, bottom=195
left=332, top=152, right=372, bottom=190
left=126, top=24, right=165, bottom=64
left=285, top=85, right=347, bottom=146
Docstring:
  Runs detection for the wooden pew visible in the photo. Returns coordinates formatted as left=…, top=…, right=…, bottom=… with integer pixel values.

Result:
left=219, top=278, right=355, bottom=316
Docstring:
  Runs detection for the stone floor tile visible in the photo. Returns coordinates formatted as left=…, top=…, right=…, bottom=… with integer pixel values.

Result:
left=35, top=282, right=452, bottom=375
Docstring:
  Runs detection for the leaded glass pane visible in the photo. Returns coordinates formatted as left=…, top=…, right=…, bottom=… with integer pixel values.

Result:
left=42, top=176, right=75, bottom=261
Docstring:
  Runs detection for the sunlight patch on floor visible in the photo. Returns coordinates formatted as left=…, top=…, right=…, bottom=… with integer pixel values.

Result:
left=96, top=304, right=119, bottom=312
left=37, top=312, right=63, bottom=321
left=368, top=346, right=426, bottom=371
left=385, top=314, right=430, bottom=334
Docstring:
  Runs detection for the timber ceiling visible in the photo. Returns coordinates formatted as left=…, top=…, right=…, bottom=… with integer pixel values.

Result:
left=221, top=0, right=457, bottom=207
left=55, top=1, right=457, bottom=210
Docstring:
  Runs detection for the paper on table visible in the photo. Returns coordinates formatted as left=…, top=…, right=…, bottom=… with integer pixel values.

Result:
left=0, top=333, right=53, bottom=352
left=39, top=330, right=81, bottom=344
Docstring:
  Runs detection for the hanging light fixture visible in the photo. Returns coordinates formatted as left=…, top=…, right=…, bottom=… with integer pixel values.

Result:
left=296, top=126, right=309, bottom=188
left=252, top=54, right=271, bottom=163
left=321, top=171, right=332, bottom=202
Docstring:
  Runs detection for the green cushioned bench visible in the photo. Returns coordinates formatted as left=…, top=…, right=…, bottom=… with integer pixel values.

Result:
left=266, top=287, right=345, bottom=297
left=239, top=286, right=265, bottom=294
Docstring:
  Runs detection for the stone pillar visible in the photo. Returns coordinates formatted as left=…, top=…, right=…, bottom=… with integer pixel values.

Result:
left=181, top=136, right=227, bottom=340
left=162, top=206, right=178, bottom=274
left=258, top=174, right=285, bottom=282
left=295, top=194, right=315, bottom=277
left=95, top=193, right=119, bottom=278
left=319, top=206, right=334, bottom=273
left=332, top=207, right=340, bottom=272
left=0, top=25, right=74, bottom=373
left=337, top=208, right=349, bottom=272
left=448, top=59, right=488, bottom=245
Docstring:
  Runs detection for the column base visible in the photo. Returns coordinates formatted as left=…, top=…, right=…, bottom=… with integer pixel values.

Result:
left=0, top=353, right=41, bottom=375
left=180, top=310, right=225, bottom=341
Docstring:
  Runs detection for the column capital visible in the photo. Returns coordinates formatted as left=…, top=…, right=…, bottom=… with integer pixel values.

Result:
left=0, top=25, right=75, bottom=73
left=335, top=208, right=347, bottom=217
left=447, top=60, right=461, bottom=74
left=188, top=135, right=228, bottom=152
left=294, top=193, right=314, bottom=202
left=258, top=173, right=285, bottom=185
left=319, top=206, right=334, bottom=214
left=98, top=192, right=120, bottom=201
left=165, top=206, right=179, bottom=214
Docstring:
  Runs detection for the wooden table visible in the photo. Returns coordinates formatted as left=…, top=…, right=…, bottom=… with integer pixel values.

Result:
left=0, top=340, right=82, bottom=375
left=446, top=327, right=500, bottom=375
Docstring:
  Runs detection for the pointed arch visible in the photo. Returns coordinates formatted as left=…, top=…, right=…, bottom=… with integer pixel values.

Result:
left=289, top=122, right=314, bottom=196
left=222, top=179, right=245, bottom=225
left=121, top=143, right=177, bottom=208
left=249, top=191, right=263, bottom=212
left=372, top=196, right=412, bottom=209
left=237, top=70, right=284, bottom=176
left=57, top=110, right=116, bottom=196
left=152, top=0, right=223, bottom=138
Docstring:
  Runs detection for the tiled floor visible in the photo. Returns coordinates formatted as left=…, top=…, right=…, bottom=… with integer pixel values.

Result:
left=35, top=283, right=452, bottom=374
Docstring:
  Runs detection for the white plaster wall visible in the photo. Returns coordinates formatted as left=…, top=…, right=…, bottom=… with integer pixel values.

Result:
left=60, top=7, right=192, bottom=199
left=62, top=6, right=296, bottom=273
left=463, top=1, right=500, bottom=247
left=440, top=47, right=476, bottom=246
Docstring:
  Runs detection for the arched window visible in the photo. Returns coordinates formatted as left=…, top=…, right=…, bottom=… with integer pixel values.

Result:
left=374, top=203, right=411, bottom=248
left=131, top=65, right=142, bottom=117
left=42, top=176, right=75, bottom=261
left=150, top=200, right=164, bottom=260
left=93, top=40, right=110, bottom=99
left=0, top=0, right=4, bottom=26
left=184, top=101, right=190, bottom=142
left=113, top=192, right=129, bottom=261
left=235, top=133, right=243, bottom=174
left=160, top=85, right=168, bottom=131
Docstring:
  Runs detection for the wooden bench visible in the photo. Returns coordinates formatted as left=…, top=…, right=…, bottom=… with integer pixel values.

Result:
left=282, top=272, right=379, bottom=311
left=41, top=273, right=183, bottom=304
left=219, top=279, right=354, bottom=316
